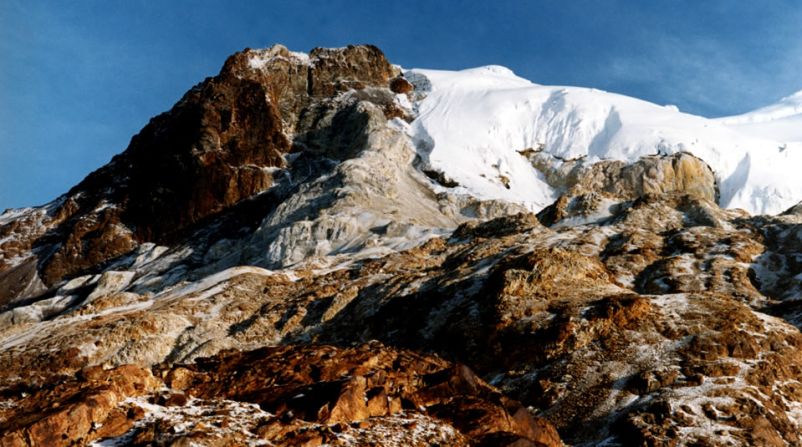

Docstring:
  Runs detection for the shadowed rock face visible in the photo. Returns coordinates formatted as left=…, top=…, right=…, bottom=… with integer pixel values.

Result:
left=118, top=72, right=289, bottom=241
left=4, top=44, right=802, bottom=447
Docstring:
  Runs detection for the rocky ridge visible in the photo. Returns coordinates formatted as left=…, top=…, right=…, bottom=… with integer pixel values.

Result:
left=1, top=44, right=802, bottom=446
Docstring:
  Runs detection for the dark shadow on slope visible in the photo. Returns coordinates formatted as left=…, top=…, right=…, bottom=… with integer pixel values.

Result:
left=742, top=215, right=802, bottom=326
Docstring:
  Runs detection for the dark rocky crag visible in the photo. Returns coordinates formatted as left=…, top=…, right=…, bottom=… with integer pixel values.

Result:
left=2, top=44, right=802, bottom=446
left=0, top=44, right=401, bottom=295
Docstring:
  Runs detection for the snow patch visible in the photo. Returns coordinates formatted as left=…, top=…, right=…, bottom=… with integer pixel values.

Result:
left=248, top=48, right=310, bottom=70
left=90, top=396, right=272, bottom=446
left=156, top=266, right=288, bottom=302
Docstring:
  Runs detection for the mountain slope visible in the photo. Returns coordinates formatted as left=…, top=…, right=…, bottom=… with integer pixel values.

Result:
left=716, top=89, right=802, bottom=142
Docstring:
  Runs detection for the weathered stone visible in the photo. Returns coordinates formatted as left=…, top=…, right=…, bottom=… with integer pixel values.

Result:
left=162, top=343, right=562, bottom=446
left=308, top=45, right=398, bottom=97
left=537, top=153, right=718, bottom=227
left=0, top=365, right=159, bottom=446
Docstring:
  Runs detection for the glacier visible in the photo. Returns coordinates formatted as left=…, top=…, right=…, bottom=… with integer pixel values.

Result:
left=407, top=65, right=802, bottom=215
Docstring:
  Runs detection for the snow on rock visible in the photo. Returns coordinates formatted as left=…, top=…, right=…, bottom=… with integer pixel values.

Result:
left=90, top=396, right=273, bottom=447
left=407, top=66, right=802, bottom=215
left=155, top=265, right=280, bottom=302
left=247, top=44, right=310, bottom=70
left=86, top=271, right=136, bottom=302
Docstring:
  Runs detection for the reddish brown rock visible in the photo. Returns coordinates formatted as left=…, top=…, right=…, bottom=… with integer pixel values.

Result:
left=40, top=206, right=137, bottom=284
left=164, top=343, right=563, bottom=447
left=390, top=76, right=414, bottom=94
left=326, top=376, right=370, bottom=423
left=308, top=45, right=398, bottom=97
left=0, top=44, right=402, bottom=292
left=0, top=365, right=159, bottom=447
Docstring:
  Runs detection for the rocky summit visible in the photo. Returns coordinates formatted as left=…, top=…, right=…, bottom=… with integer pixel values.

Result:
left=1, top=44, right=802, bottom=446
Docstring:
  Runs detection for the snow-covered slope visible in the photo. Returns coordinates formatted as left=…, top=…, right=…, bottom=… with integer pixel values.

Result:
left=716, top=90, right=802, bottom=143
left=407, top=66, right=802, bottom=215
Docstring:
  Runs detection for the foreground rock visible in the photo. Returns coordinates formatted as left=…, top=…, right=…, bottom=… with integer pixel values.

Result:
left=161, top=343, right=562, bottom=446
left=0, top=365, right=159, bottom=446
left=0, top=344, right=562, bottom=447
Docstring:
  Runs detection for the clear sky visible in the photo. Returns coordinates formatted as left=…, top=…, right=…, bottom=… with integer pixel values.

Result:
left=2, top=0, right=801, bottom=210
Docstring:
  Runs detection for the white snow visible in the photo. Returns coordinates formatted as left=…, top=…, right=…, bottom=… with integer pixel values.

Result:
left=248, top=48, right=310, bottom=70
left=0, top=207, right=37, bottom=226
left=90, top=396, right=273, bottom=447
left=717, top=90, right=802, bottom=142
left=155, top=266, right=285, bottom=302
left=407, top=67, right=802, bottom=215
left=289, top=50, right=310, bottom=63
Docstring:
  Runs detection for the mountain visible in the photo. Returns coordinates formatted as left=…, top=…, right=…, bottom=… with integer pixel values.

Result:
left=1, top=44, right=802, bottom=446
left=407, top=66, right=802, bottom=215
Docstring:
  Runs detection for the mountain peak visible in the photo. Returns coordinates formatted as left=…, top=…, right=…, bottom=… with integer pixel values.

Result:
left=3, top=44, right=802, bottom=446
left=0, top=45, right=406, bottom=289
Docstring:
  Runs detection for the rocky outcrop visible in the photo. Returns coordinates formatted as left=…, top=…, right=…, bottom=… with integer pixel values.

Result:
left=70, top=44, right=399, bottom=246
left=0, top=44, right=402, bottom=293
left=584, top=152, right=717, bottom=201
left=0, top=344, right=562, bottom=447
left=89, top=44, right=399, bottom=244
left=308, top=45, right=398, bottom=97
left=158, top=343, right=562, bottom=446
left=535, top=152, right=718, bottom=226
left=0, top=365, right=160, bottom=446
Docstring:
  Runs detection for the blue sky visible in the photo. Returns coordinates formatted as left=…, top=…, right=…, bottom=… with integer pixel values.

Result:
left=2, top=0, right=801, bottom=209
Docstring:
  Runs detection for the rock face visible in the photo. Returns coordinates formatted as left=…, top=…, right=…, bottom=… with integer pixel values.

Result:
left=0, top=343, right=561, bottom=447
left=0, top=365, right=160, bottom=446
left=2, top=44, right=802, bottom=446
left=158, top=343, right=562, bottom=446
left=532, top=151, right=719, bottom=226
left=75, top=44, right=398, bottom=245
left=0, top=44, right=402, bottom=293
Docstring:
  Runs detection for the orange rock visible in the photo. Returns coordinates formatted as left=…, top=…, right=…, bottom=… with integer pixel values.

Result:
left=389, top=76, right=414, bottom=94
left=0, top=365, right=158, bottom=447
